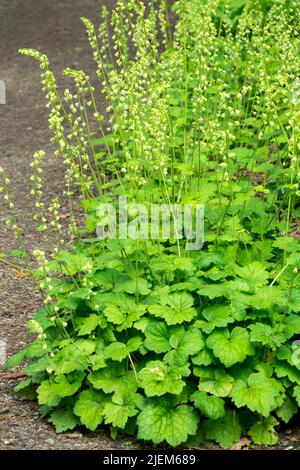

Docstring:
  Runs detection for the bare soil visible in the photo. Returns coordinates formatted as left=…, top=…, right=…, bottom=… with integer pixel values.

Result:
left=0, top=0, right=134, bottom=450
left=0, top=0, right=299, bottom=451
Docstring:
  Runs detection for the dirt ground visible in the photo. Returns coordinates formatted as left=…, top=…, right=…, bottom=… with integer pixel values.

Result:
left=0, top=0, right=300, bottom=451
left=0, top=0, right=134, bottom=450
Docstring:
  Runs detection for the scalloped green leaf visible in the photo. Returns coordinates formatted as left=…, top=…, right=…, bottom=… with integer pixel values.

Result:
left=74, top=389, right=106, bottom=431
left=137, top=398, right=199, bottom=446
left=148, top=293, right=197, bottom=325
left=50, top=408, right=78, bottom=433
left=235, top=262, right=269, bottom=288
left=197, top=368, right=234, bottom=397
left=231, top=372, right=281, bottom=416
left=204, top=410, right=241, bottom=449
left=276, top=396, right=298, bottom=423
left=164, top=327, right=205, bottom=366
left=104, top=302, right=145, bottom=331
left=249, top=323, right=286, bottom=350
left=103, top=390, right=138, bottom=429
left=88, top=364, right=137, bottom=394
left=138, top=360, right=187, bottom=397
left=77, top=314, right=102, bottom=336
left=37, top=373, right=84, bottom=406
left=207, top=327, right=254, bottom=367
left=201, top=305, right=233, bottom=331
left=249, top=416, right=279, bottom=445
left=191, top=391, right=225, bottom=420
left=144, top=321, right=171, bottom=354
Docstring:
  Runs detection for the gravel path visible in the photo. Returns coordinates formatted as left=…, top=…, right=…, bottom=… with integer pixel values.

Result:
left=0, top=0, right=135, bottom=450
left=0, top=0, right=300, bottom=451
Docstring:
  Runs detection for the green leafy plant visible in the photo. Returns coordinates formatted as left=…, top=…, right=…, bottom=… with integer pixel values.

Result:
left=2, top=0, right=300, bottom=449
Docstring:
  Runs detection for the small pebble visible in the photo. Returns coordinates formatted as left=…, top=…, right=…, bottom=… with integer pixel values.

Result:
left=0, top=407, right=10, bottom=414
left=3, top=439, right=14, bottom=445
left=45, top=438, right=55, bottom=445
left=66, top=433, right=83, bottom=439
left=285, top=446, right=294, bottom=450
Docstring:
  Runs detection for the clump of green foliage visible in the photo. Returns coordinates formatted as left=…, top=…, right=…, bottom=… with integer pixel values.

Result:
left=2, top=0, right=300, bottom=448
